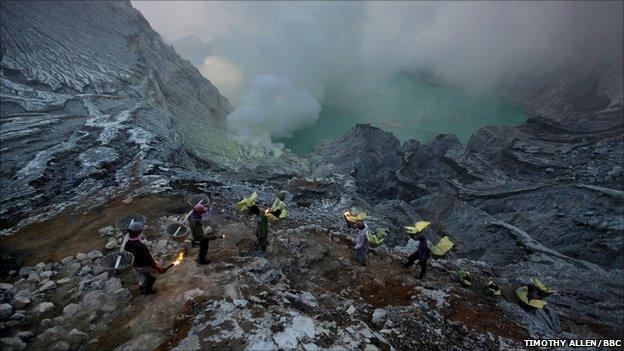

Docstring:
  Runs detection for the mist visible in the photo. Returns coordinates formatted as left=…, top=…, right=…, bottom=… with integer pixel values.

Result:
left=133, top=1, right=623, bottom=143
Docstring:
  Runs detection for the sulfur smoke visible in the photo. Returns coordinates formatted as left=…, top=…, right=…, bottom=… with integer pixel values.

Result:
left=133, top=1, right=623, bottom=142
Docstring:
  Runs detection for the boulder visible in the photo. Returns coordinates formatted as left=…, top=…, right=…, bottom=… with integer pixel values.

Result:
left=104, top=278, right=122, bottom=295
left=78, top=266, right=92, bottom=276
left=60, top=256, right=74, bottom=265
left=38, top=326, right=67, bottom=343
left=16, top=331, right=33, bottom=340
left=371, top=308, right=387, bottom=327
left=10, top=312, right=26, bottom=321
left=40, top=271, right=55, bottom=279
left=0, top=303, right=13, bottom=320
left=10, top=296, right=29, bottom=309
left=26, top=273, right=41, bottom=282
left=87, top=251, right=103, bottom=260
left=56, top=278, right=71, bottom=285
left=75, top=253, right=87, bottom=261
left=0, top=337, right=27, bottom=351
left=92, top=265, right=105, bottom=275
left=105, top=240, right=118, bottom=250
left=18, top=268, right=33, bottom=277
left=62, top=304, right=79, bottom=317
left=50, top=341, right=70, bottom=351
left=38, top=280, right=57, bottom=293
left=223, top=284, right=239, bottom=301
left=33, top=302, right=54, bottom=314
left=68, top=329, right=88, bottom=345
left=0, top=283, right=14, bottom=291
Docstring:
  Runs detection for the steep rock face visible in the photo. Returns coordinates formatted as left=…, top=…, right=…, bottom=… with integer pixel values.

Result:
left=309, top=124, right=403, bottom=197
left=0, top=1, right=234, bottom=231
left=503, top=53, right=623, bottom=118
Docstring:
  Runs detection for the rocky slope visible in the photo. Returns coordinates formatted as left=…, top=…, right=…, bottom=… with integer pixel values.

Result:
left=0, top=0, right=236, bottom=233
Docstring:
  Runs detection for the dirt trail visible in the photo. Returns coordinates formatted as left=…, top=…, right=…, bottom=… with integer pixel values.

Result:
left=0, top=194, right=185, bottom=267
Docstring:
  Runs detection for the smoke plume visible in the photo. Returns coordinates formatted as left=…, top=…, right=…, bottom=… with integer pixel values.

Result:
left=133, top=1, right=623, bottom=141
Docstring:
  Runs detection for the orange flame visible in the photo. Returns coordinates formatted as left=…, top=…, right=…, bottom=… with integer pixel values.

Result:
left=172, top=251, right=184, bottom=266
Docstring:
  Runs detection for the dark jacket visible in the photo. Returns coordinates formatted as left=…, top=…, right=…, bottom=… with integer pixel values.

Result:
left=416, top=236, right=431, bottom=262
left=125, top=238, right=157, bottom=268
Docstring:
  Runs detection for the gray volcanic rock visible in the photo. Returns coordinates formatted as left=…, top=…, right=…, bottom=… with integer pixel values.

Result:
left=308, top=107, right=623, bottom=334
left=309, top=124, right=403, bottom=197
left=0, top=1, right=235, bottom=232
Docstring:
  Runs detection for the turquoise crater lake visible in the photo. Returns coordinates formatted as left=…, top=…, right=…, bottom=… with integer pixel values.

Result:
left=278, top=72, right=526, bottom=154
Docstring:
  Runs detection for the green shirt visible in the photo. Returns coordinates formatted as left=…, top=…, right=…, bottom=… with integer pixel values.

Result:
left=257, top=215, right=268, bottom=235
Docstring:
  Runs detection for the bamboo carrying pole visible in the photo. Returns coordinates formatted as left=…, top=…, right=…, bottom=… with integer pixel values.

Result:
left=114, top=219, right=133, bottom=269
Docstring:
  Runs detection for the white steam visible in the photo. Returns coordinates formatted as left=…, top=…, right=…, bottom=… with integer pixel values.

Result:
left=133, top=1, right=623, bottom=140
left=226, top=74, right=320, bottom=142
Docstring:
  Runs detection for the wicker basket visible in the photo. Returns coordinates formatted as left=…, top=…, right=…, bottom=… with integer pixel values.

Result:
left=166, top=223, right=190, bottom=243
left=98, top=251, right=134, bottom=272
left=116, top=213, right=147, bottom=232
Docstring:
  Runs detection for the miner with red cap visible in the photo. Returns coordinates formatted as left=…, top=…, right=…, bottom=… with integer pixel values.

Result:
left=188, top=203, right=211, bottom=265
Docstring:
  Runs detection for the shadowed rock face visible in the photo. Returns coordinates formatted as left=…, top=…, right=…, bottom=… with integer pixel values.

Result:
left=308, top=105, right=623, bottom=333
left=0, top=1, right=234, bottom=231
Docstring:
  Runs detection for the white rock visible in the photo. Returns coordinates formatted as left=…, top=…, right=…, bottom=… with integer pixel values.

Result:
left=346, top=305, right=356, bottom=315
left=371, top=308, right=387, bottom=327
left=78, top=266, right=92, bottom=276
left=26, top=273, right=41, bottom=282
left=223, top=284, right=239, bottom=301
left=56, top=278, right=71, bottom=285
left=75, top=253, right=87, bottom=261
left=233, top=299, right=248, bottom=308
left=40, top=271, right=55, bottom=279
left=0, top=283, right=14, bottom=291
left=87, top=251, right=102, bottom=260
left=10, top=297, right=30, bottom=309
left=105, top=240, right=118, bottom=250
left=39, top=280, right=57, bottom=292
left=0, top=337, right=27, bottom=351
left=182, top=289, right=206, bottom=302
left=34, top=302, right=55, bottom=314
left=0, top=303, right=13, bottom=320
left=35, top=262, right=46, bottom=270
left=63, top=303, right=79, bottom=317
left=61, top=256, right=74, bottom=265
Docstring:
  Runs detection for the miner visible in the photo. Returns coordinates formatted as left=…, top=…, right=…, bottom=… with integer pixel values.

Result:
left=124, top=221, right=165, bottom=294
left=188, top=203, right=211, bottom=265
left=403, top=234, right=430, bottom=279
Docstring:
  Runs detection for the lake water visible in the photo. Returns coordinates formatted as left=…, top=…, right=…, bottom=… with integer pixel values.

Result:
left=277, top=71, right=526, bottom=154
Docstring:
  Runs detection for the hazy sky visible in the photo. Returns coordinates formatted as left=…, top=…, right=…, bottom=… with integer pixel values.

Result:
left=132, top=1, right=623, bottom=142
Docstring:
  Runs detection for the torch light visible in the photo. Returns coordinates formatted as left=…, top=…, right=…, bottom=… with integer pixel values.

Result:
left=164, top=251, right=185, bottom=272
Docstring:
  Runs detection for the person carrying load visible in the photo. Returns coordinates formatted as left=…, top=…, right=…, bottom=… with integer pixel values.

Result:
left=188, top=203, right=213, bottom=265
left=237, top=193, right=287, bottom=253
left=344, top=211, right=369, bottom=266
left=403, top=221, right=432, bottom=279
left=124, top=221, right=165, bottom=294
